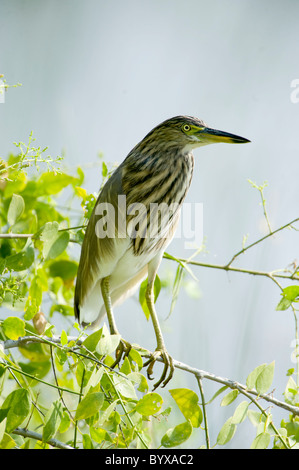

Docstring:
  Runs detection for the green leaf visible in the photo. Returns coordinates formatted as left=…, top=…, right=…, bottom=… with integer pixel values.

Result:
left=220, top=389, right=239, bottom=407
left=207, top=385, right=228, bottom=404
left=41, top=222, right=70, bottom=260
left=231, top=401, right=249, bottom=424
left=169, top=265, right=185, bottom=318
left=42, top=401, right=63, bottom=442
left=2, top=316, right=25, bottom=340
left=36, top=171, right=80, bottom=196
left=18, top=361, right=51, bottom=381
left=82, top=328, right=104, bottom=352
left=7, top=194, right=25, bottom=225
left=128, top=372, right=148, bottom=393
left=0, top=389, right=30, bottom=433
left=113, top=377, right=137, bottom=400
left=82, top=433, right=93, bottom=449
left=0, top=433, right=16, bottom=449
left=135, top=392, right=163, bottom=416
left=216, top=417, right=237, bottom=446
left=284, top=376, right=298, bottom=404
left=247, top=364, right=265, bottom=389
left=128, top=348, right=143, bottom=370
left=247, top=409, right=266, bottom=427
left=59, top=411, right=71, bottom=434
left=75, top=361, right=92, bottom=389
left=276, top=297, right=292, bottom=311
left=3, top=168, right=26, bottom=199
left=276, top=286, right=299, bottom=310
left=97, top=399, right=119, bottom=427
left=0, top=418, right=7, bottom=443
left=161, top=420, right=193, bottom=448
left=60, top=330, right=68, bottom=346
left=102, top=161, right=108, bottom=178
left=11, top=213, right=37, bottom=238
left=255, top=362, right=275, bottom=394
left=5, top=242, right=34, bottom=272
left=48, top=259, right=78, bottom=281
left=139, top=275, right=161, bottom=320
left=28, top=274, right=44, bottom=311
left=96, top=334, right=121, bottom=356
left=49, top=304, right=73, bottom=317
left=90, top=426, right=112, bottom=444
left=18, top=323, right=51, bottom=362
left=281, top=285, right=299, bottom=301
left=86, top=367, right=104, bottom=393
left=119, top=356, right=131, bottom=375
left=75, top=392, right=105, bottom=421
left=250, top=432, right=271, bottom=449
left=246, top=362, right=275, bottom=393
left=169, top=388, right=202, bottom=427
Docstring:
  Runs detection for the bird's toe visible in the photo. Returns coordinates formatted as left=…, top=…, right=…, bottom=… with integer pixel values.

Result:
left=111, top=338, right=132, bottom=368
left=143, top=348, right=174, bottom=390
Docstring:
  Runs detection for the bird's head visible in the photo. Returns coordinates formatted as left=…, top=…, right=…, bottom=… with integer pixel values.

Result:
left=141, top=115, right=250, bottom=154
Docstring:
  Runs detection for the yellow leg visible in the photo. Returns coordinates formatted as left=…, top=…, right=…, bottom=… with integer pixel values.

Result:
left=143, top=257, right=174, bottom=389
left=101, top=276, right=131, bottom=364
left=101, top=276, right=119, bottom=335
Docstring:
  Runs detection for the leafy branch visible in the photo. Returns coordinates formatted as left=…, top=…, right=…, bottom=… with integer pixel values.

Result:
left=1, top=143, right=299, bottom=449
left=1, top=331, right=298, bottom=449
left=0, top=132, right=63, bottom=182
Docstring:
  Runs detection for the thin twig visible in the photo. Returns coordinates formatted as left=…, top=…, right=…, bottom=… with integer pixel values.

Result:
left=104, top=370, right=149, bottom=449
left=74, top=367, right=85, bottom=448
left=164, top=256, right=298, bottom=287
left=196, top=374, right=210, bottom=449
left=4, top=363, right=82, bottom=396
left=0, top=233, right=34, bottom=239
left=50, top=345, right=74, bottom=420
left=225, top=217, right=299, bottom=268
left=12, top=427, right=74, bottom=449
left=238, top=388, right=289, bottom=449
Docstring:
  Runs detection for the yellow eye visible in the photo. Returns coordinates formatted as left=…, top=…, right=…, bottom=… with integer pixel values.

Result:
left=183, top=124, right=191, bottom=132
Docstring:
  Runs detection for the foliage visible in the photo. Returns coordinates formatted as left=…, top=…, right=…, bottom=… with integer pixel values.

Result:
left=0, top=134, right=299, bottom=449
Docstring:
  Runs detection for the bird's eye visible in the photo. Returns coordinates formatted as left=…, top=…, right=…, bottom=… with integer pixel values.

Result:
left=183, top=124, right=191, bottom=132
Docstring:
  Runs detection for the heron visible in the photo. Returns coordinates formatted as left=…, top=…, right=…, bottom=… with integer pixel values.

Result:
left=74, top=115, right=250, bottom=388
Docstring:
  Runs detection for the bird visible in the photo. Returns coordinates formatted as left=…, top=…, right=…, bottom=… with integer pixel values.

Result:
left=74, top=115, right=250, bottom=389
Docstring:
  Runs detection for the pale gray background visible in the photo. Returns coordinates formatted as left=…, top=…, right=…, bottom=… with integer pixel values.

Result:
left=1, top=0, right=299, bottom=448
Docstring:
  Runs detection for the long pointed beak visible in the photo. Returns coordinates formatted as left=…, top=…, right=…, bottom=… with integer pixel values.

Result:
left=200, top=127, right=250, bottom=144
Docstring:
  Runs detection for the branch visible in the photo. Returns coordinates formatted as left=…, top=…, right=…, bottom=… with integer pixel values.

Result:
left=168, top=357, right=299, bottom=417
left=12, top=427, right=74, bottom=449
left=0, top=233, right=34, bottom=239
left=196, top=375, right=210, bottom=449
left=164, top=215, right=299, bottom=287
left=225, top=217, right=299, bottom=268
left=0, top=225, right=86, bottom=239
left=166, top=258, right=299, bottom=285
left=3, top=335, right=299, bottom=418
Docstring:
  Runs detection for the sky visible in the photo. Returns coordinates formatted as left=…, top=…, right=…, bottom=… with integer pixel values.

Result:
left=1, top=0, right=299, bottom=448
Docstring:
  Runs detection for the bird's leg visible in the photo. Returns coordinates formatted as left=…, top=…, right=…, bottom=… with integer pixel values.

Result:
left=101, top=276, right=119, bottom=335
left=143, top=274, right=174, bottom=389
left=101, top=276, right=131, bottom=365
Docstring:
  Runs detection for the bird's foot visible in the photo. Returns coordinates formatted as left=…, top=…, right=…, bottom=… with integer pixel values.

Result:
left=143, top=347, right=174, bottom=390
left=111, top=338, right=132, bottom=369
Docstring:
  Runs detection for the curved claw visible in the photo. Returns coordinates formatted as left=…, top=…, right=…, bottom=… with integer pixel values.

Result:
left=143, top=348, right=174, bottom=390
left=111, top=338, right=132, bottom=369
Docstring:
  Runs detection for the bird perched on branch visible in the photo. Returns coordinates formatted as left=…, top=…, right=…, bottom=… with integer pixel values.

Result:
left=74, top=115, right=250, bottom=388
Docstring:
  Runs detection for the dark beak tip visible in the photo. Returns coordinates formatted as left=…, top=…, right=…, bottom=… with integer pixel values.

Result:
left=231, top=136, right=251, bottom=144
